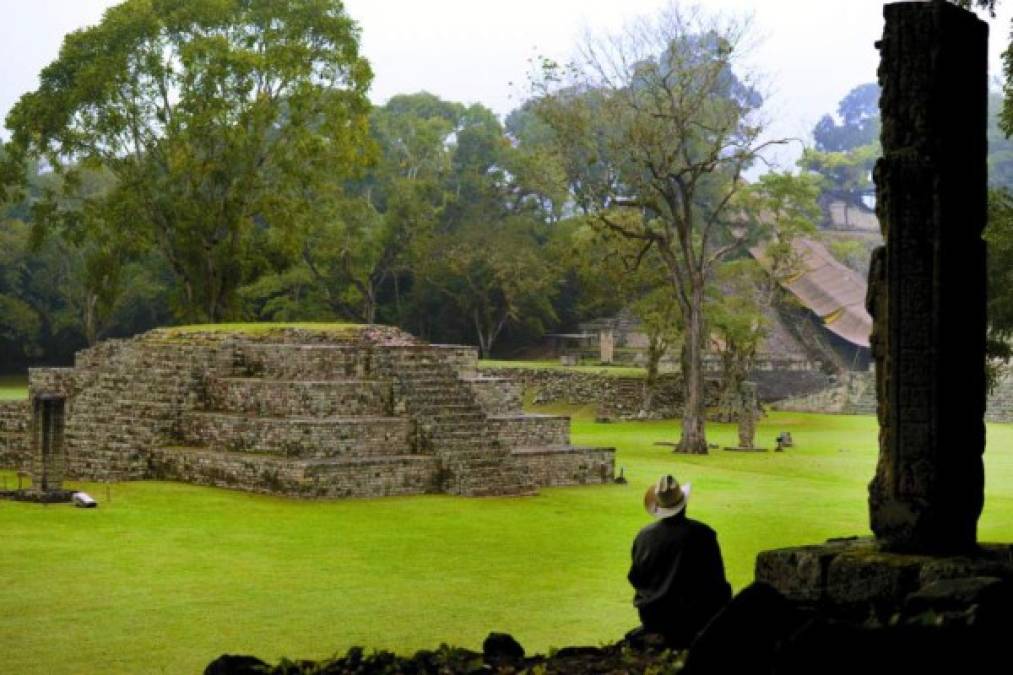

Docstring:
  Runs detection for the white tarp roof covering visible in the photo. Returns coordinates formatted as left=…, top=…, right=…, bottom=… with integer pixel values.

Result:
left=750, top=238, right=872, bottom=349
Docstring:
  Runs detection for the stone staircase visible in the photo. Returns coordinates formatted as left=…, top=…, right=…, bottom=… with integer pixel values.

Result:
left=151, top=343, right=441, bottom=498
left=375, top=348, right=536, bottom=497
left=16, top=325, right=614, bottom=498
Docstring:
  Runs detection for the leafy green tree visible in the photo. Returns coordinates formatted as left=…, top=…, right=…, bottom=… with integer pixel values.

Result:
left=422, top=219, right=558, bottom=357
left=565, top=220, right=681, bottom=404
left=631, top=287, right=683, bottom=412
left=812, top=83, right=881, bottom=153
left=530, top=5, right=782, bottom=453
left=0, top=221, right=45, bottom=360
left=707, top=259, right=769, bottom=422
left=798, top=144, right=878, bottom=221
left=3, top=0, right=373, bottom=323
left=986, top=188, right=1013, bottom=389
left=740, top=171, right=822, bottom=278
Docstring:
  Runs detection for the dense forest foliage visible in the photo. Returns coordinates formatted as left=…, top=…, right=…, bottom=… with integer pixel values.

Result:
left=2, top=0, right=1013, bottom=378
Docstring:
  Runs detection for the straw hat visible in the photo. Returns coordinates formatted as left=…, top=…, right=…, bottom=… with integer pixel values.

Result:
left=643, top=475, right=691, bottom=519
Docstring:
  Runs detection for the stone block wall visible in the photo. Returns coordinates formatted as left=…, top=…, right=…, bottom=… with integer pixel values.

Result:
left=772, top=372, right=877, bottom=415
left=482, top=368, right=719, bottom=419
left=181, top=412, right=413, bottom=458
left=512, top=446, right=615, bottom=487
left=231, top=343, right=364, bottom=380
left=464, top=377, right=523, bottom=415
left=29, top=339, right=222, bottom=481
left=149, top=447, right=441, bottom=499
left=488, top=414, right=569, bottom=447
left=0, top=401, right=29, bottom=470
left=207, top=377, right=392, bottom=418
left=772, top=370, right=1013, bottom=419
left=0, top=326, right=614, bottom=499
left=986, top=374, right=1013, bottom=423
left=433, top=345, right=480, bottom=377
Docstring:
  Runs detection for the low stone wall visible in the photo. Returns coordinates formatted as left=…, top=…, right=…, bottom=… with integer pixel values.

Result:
left=489, top=414, right=569, bottom=447
left=986, top=373, right=1013, bottom=423
left=481, top=368, right=716, bottom=419
left=775, top=370, right=1013, bottom=419
left=748, top=368, right=835, bottom=404
left=482, top=365, right=830, bottom=418
left=512, top=446, right=615, bottom=487
left=772, top=372, right=877, bottom=415
left=0, top=400, right=29, bottom=470
left=481, top=368, right=650, bottom=407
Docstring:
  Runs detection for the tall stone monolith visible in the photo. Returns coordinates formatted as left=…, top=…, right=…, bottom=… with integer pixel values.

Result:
left=868, top=0, right=988, bottom=553
left=31, top=394, right=66, bottom=493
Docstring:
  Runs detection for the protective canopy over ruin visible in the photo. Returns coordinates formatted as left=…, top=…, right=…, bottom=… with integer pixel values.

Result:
left=750, top=238, right=872, bottom=349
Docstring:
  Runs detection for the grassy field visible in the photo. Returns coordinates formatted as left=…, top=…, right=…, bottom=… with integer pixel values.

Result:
left=3, top=410, right=1013, bottom=673
left=0, top=375, right=28, bottom=401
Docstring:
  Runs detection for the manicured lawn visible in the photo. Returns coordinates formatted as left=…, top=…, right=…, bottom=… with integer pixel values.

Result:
left=0, top=374, right=28, bottom=401
left=3, top=411, right=1013, bottom=674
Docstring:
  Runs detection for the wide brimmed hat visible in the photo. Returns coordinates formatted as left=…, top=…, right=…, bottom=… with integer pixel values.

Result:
left=643, top=475, right=691, bottom=519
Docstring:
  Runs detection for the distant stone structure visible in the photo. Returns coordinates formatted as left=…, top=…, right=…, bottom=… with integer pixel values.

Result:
left=736, top=382, right=759, bottom=450
left=0, top=325, right=614, bottom=498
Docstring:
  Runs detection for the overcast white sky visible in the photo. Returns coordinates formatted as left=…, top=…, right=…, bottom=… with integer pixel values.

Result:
left=2, top=0, right=1011, bottom=169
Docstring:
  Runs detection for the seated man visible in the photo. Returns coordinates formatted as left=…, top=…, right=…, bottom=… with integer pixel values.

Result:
left=627, top=475, right=732, bottom=648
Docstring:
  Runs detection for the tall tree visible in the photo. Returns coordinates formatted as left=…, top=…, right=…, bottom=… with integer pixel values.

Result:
left=812, top=83, right=881, bottom=153
left=986, top=188, right=1013, bottom=389
left=531, top=3, right=782, bottom=453
left=422, top=219, right=558, bottom=357
left=2, top=0, right=373, bottom=322
left=707, top=259, right=769, bottom=422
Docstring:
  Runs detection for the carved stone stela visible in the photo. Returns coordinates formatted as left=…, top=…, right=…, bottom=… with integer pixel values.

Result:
left=868, top=0, right=988, bottom=554
left=755, top=3, right=1013, bottom=618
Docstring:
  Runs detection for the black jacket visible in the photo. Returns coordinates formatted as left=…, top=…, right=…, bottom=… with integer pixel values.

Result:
left=628, top=512, right=732, bottom=645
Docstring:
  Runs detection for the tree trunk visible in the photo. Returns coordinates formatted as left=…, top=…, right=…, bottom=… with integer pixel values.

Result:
left=677, top=289, right=709, bottom=454
left=474, top=311, right=491, bottom=358
left=364, top=282, right=377, bottom=324
left=83, top=292, right=98, bottom=347
left=642, top=336, right=663, bottom=415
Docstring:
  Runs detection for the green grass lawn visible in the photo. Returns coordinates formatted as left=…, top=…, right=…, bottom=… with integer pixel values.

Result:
left=0, top=374, right=28, bottom=401
left=159, top=322, right=362, bottom=338
left=3, top=411, right=1013, bottom=674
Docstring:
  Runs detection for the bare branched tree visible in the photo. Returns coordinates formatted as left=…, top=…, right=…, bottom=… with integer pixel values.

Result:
left=532, top=2, right=788, bottom=453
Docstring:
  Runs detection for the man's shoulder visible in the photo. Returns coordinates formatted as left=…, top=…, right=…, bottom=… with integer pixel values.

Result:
left=634, top=516, right=718, bottom=541
left=684, top=517, right=719, bottom=539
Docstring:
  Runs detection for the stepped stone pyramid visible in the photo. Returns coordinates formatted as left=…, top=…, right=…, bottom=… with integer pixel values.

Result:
left=13, top=325, right=614, bottom=498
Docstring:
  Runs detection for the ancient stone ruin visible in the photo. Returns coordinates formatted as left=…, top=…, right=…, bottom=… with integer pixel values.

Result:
left=756, top=0, right=1013, bottom=621
left=0, top=325, right=613, bottom=498
left=30, top=394, right=66, bottom=494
